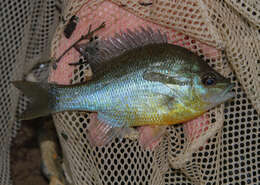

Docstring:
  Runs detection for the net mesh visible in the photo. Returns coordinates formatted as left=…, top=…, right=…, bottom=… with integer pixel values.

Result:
left=49, top=0, right=259, bottom=185
left=0, top=0, right=58, bottom=184
left=1, top=0, right=259, bottom=185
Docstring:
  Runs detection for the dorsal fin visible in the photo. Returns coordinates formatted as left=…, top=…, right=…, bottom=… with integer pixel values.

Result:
left=75, top=27, right=168, bottom=74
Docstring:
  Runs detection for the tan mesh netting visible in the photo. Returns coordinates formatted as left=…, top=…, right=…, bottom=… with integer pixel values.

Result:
left=2, top=0, right=259, bottom=185
left=1, top=0, right=58, bottom=184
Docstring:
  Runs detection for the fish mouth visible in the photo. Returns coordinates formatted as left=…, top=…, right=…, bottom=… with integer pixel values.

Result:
left=204, top=83, right=235, bottom=105
left=220, top=83, right=236, bottom=99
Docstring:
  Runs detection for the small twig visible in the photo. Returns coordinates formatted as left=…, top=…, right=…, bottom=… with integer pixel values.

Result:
left=53, top=22, right=105, bottom=69
left=73, top=35, right=99, bottom=57
left=73, top=45, right=82, bottom=54
left=56, top=22, right=104, bottom=63
left=88, top=24, right=92, bottom=35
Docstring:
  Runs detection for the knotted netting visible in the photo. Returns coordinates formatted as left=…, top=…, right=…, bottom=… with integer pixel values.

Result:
left=1, top=0, right=259, bottom=185
left=1, top=0, right=58, bottom=184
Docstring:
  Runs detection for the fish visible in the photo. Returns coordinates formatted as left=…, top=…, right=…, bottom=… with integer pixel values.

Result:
left=12, top=27, right=235, bottom=146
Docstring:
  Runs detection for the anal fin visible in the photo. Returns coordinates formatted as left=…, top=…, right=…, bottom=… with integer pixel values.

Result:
left=87, top=113, right=134, bottom=147
left=138, top=125, right=167, bottom=150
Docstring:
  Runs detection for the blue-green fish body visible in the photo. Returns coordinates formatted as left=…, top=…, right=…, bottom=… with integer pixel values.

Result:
left=13, top=28, right=235, bottom=130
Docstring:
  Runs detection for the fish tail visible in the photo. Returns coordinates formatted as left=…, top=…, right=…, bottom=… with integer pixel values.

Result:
left=12, top=81, right=54, bottom=120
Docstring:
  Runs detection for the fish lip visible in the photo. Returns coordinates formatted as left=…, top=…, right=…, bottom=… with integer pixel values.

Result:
left=221, top=83, right=235, bottom=98
left=204, top=83, right=235, bottom=104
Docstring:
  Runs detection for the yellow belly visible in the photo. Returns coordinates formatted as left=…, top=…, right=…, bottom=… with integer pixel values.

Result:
left=131, top=102, right=206, bottom=127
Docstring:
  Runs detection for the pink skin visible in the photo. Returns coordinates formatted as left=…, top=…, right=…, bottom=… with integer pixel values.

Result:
left=50, top=1, right=219, bottom=150
left=183, top=114, right=210, bottom=140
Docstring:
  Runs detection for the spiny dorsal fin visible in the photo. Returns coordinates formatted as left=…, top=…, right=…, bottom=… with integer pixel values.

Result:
left=75, top=27, right=168, bottom=74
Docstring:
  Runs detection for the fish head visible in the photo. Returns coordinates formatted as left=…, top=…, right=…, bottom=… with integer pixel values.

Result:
left=191, top=64, right=235, bottom=110
left=144, top=55, right=235, bottom=112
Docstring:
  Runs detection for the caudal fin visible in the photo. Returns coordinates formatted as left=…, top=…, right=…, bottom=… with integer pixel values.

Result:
left=12, top=81, right=53, bottom=120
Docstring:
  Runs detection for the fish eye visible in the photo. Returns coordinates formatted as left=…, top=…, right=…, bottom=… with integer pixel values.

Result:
left=202, top=74, right=216, bottom=86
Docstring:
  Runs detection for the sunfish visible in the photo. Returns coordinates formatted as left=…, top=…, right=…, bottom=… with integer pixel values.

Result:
left=12, top=27, right=235, bottom=146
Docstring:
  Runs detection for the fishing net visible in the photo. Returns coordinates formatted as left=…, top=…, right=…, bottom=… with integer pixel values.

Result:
left=0, top=0, right=58, bottom=184
left=2, top=0, right=259, bottom=185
